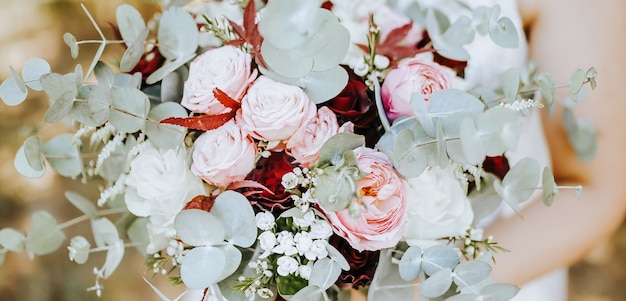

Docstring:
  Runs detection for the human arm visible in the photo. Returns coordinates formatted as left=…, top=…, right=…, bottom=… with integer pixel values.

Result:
left=487, top=0, right=626, bottom=285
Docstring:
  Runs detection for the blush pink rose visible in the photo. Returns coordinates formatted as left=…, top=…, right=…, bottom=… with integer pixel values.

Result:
left=324, top=147, right=408, bottom=252
left=236, top=76, right=317, bottom=148
left=381, top=58, right=453, bottom=122
left=181, top=46, right=257, bottom=114
left=286, top=106, right=343, bottom=167
left=191, top=120, right=257, bottom=188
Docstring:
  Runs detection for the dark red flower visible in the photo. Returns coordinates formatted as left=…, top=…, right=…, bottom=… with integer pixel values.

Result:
left=483, top=155, right=510, bottom=181
left=324, top=66, right=383, bottom=146
left=329, top=235, right=380, bottom=289
left=242, top=152, right=295, bottom=213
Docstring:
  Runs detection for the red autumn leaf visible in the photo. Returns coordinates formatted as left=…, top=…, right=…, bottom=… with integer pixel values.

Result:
left=213, top=87, right=239, bottom=110
left=357, top=22, right=433, bottom=68
left=160, top=112, right=235, bottom=131
left=225, top=0, right=266, bottom=68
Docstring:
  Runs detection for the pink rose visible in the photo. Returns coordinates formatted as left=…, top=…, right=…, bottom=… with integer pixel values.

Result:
left=236, top=76, right=317, bottom=148
left=381, top=58, right=453, bottom=122
left=324, top=147, right=408, bottom=251
left=181, top=46, right=257, bottom=114
left=191, top=120, right=257, bottom=188
left=286, top=106, right=342, bottom=167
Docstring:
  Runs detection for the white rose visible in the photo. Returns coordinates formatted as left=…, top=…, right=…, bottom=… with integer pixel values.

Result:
left=236, top=76, right=316, bottom=148
left=146, top=214, right=177, bottom=254
left=403, top=166, right=474, bottom=246
left=125, top=142, right=204, bottom=218
left=181, top=46, right=257, bottom=114
left=191, top=120, right=257, bottom=188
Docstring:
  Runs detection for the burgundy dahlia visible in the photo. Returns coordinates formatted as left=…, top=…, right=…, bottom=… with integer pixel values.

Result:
left=329, top=235, right=380, bottom=289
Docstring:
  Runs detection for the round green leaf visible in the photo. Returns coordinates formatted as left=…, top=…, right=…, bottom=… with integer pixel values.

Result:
left=68, top=235, right=91, bottom=264
left=65, top=191, right=98, bottom=220
left=120, top=27, right=150, bottom=73
left=63, top=32, right=79, bottom=59
left=420, top=267, right=453, bottom=298
left=318, top=132, right=364, bottom=166
left=568, top=69, right=586, bottom=101
left=157, top=6, right=198, bottom=61
left=488, top=6, right=519, bottom=48
left=480, top=283, right=520, bottom=300
left=22, top=58, right=51, bottom=91
left=459, top=117, right=485, bottom=165
left=145, top=102, right=187, bottom=149
left=127, top=217, right=149, bottom=254
left=541, top=167, right=558, bottom=206
left=502, top=68, right=520, bottom=103
left=537, top=72, right=555, bottom=107
left=26, top=211, right=66, bottom=256
left=0, top=228, right=26, bottom=253
left=44, top=91, right=75, bottom=123
left=43, top=133, right=83, bottom=178
left=8, top=66, right=26, bottom=93
left=14, top=144, right=46, bottom=179
left=40, top=73, right=78, bottom=103
left=452, top=260, right=492, bottom=287
left=290, top=285, right=325, bottom=301
left=94, top=61, right=114, bottom=87
left=497, top=157, right=541, bottom=211
left=22, top=135, right=45, bottom=173
left=399, top=246, right=423, bottom=281
left=0, top=76, right=28, bottom=106
left=393, top=129, right=428, bottom=178
left=309, top=258, right=342, bottom=290
left=174, top=209, right=225, bottom=246
left=109, top=86, right=149, bottom=133
left=116, top=4, right=146, bottom=47
left=422, top=245, right=459, bottom=276
left=210, top=191, right=257, bottom=248
left=180, top=246, right=226, bottom=289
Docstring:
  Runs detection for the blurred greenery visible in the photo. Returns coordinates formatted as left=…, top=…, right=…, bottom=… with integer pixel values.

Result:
left=0, top=1, right=624, bottom=301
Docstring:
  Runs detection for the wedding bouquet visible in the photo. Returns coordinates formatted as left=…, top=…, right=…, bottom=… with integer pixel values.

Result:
left=0, top=0, right=596, bottom=300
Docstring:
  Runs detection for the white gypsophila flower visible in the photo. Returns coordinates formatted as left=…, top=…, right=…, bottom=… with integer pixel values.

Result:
left=294, top=232, right=313, bottom=255
left=297, top=262, right=313, bottom=280
left=469, top=228, right=484, bottom=241
left=293, top=210, right=315, bottom=228
left=256, top=211, right=276, bottom=231
left=258, top=231, right=277, bottom=258
left=304, top=240, right=328, bottom=261
left=309, top=219, right=333, bottom=240
left=276, top=256, right=299, bottom=276
left=281, top=172, right=299, bottom=190
left=272, top=231, right=297, bottom=256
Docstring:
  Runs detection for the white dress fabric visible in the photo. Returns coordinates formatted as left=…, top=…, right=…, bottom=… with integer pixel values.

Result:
left=414, top=0, right=567, bottom=300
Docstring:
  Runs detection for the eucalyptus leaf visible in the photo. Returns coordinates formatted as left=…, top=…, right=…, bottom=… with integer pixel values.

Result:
left=43, top=133, right=82, bottom=178
left=216, top=244, right=243, bottom=281
left=495, top=157, right=540, bottom=212
left=65, top=190, right=98, bottom=220
left=480, top=283, right=520, bottom=300
left=420, top=267, right=453, bottom=298
left=26, top=211, right=66, bottom=256
left=74, top=64, right=84, bottom=89
left=290, top=285, right=325, bottom=301
left=180, top=246, right=226, bottom=289
left=14, top=144, right=46, bottom=178
left=315, top=166, right=360, bottom=212
left=300, top=66, right=349, bottom=104
left=0, top=76, right=28, bottom=106
left=393, top=129, right=428, bottom=178
left=309, top=258, right=341, bottom=290
left=63, top=32, right=79, bottom=58
left=44, top=91, right=75, bottom=123
left=459, top=117, right=485, bottom=165
left=9, top=66, right=26, bottom=93
left=541, top=167, right=558, bottom=206
left=261, top=42, right=313, bottom=79
left=120, top=27, right=150, bottom=73
left=160, top=70, right=184, bottom=103
left=22, top=58, right=51, bottom=91
left=436, top=118, right=449, bottom=167
left=488, top=6, right=519, bottom=48
left=317, top=132, right=364, bottom=166
left=127, top=217, right=149, bottom=254
left=536, top=72, right=555, bottom=107
left=40, top=72, right=78, bottom=102
left=109, top=86, right=149, bottom=133
left=174, top=209, right=225, bottom=246
left=568, top=69, right=586, bottom=101
left=22, top=135, right=45, bottom=173
left=157, top=7, right=198, bottom=61
left=429, top=89, right=484, bottom=119
left=210, top=191, right=256, bottom=248
left=422, top=245, right=459, bottom=276
left=94, top=61, right=114, bottom=87
left=441, top=16, right=475, bottom=46
left=116, top=4, right=146, bottom=47
left=71, top=101, right=109, bottom=127
left=145, top=102, right=187, bottom=149
left=399, top=246, right=423, bottom=281
left=502, top=68, right=520, bottom=103
left=563, top=110, right=596, bottom=162
left=0, top=228, right=26, bottom=253
left=411, top=92, right=434, bottom=135
left=68, top=235, right=91, bottom=264
left=146, top=56, right=194, bottom=85
left=452, top=260, right=492, bottom=287
left=325, top=243, right=350, bottom=271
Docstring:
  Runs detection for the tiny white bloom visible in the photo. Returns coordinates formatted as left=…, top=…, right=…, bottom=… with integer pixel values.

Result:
left=305, top=240, right=328, bottom=261
left=469, top=228, right=484, bottom=241
left=258, top=231, right=277, bottom=252
left=272, top=231, right=297, bottom=256
left=256, top=211, right=276, bottom=231
left=293, top=210, right=315, bottom=228
left=281, top=172, right=299, bottom=190
left=294, top=232, right=313, bottom=255
left=276, top=256, right=299, bottom=276
left=297, top=263, right=313, bottom=280
left=309, top=219, right=333, bottom=239
left=373, top=54, right=390, bottom=69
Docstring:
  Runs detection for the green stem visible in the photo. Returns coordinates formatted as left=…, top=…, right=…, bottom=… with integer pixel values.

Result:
left=57, top=207, right=128, bottom=230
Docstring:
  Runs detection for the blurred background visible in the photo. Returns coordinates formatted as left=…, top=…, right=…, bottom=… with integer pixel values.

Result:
left=0, top=1, right=624, bottom=300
